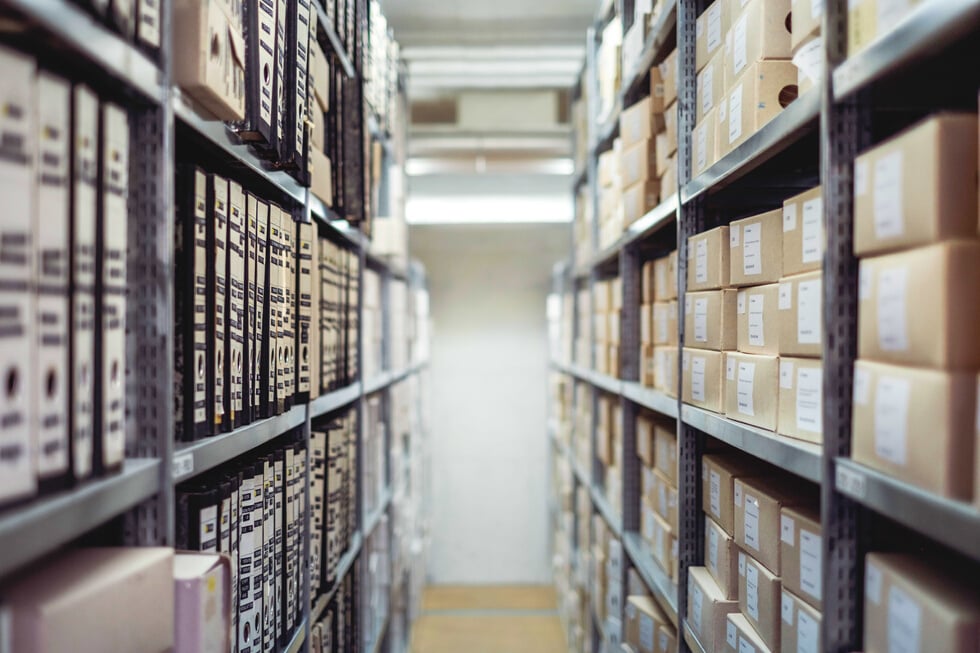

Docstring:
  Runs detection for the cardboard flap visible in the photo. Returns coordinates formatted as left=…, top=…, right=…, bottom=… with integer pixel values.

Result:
left=226, top=20, right=245, bottom=68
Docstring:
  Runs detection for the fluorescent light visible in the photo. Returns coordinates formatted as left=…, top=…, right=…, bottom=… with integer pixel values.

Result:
left=406, top=195, right=573, bottom=224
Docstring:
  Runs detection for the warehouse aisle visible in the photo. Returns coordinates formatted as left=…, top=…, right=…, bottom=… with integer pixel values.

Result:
left=409, top=586, right=566, bottom=653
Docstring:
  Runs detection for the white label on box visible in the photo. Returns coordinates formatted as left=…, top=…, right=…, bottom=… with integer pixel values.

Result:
left=692, top=355, right=707, bottom=401
left=873, top=151, right=904, bottom=239
left=707, top=3, right=722, bottom=52
left=748, top=295, right=765, bottom=346
left=729, top=84, right=743, bottom=144
left=866, top=562, right=882, bottom=604
left=742, top=223, right=762, bottom=275
left=695, top=298, right=709, bottom=342
left=744, top=494, right=760, bottom=550
left=735, top=482, right=743, bottom=507
left=783, top=204, right=798, bottom=231
left=731, top=224, right=741, bottom=247
left=812, top=0, right=826, bottom=17
left=640, top=615, right=656, bottom=652
left=798, top=610, right=819, bottom=653
left=696, top=238, right=708, bottom=283
left=684, top=350, right=691, bottom=370
left=801, top=198, right=823, bottom=263
left=796, top=367, right=823, bottom=434
left=779, top=282, right=793, bottom=310
left=697, top=121, right=708, bottom=171
left=781, top=514, right=796, bottom=544
left=782, top=592, right=795, bottom=625
left=793, top=37, right=824, bottom=85
left=708, top=525, right=719, bottom=571
left=727, top=357, right=736, bottom=381
left=876, top=267, right=908, bottom=351
left=874, top=376, right=910, bottom=465
left=739, top=635, right=757, bottom=653
left=733, top=14, right=748, bottom=76
left=859, top=265, right=873, bottom=300
left=727, top=621, right=738, bottom=648
left=702, top=64, right=715, bottom=115
left=692, top=583, right=704, bottom=633
left=739, top=551, right=746, bottom=576
left=738, top=291, right=747, bottom=314
left=853, top=366, right=871, bottom=405
left=746, top=562, right=760, bottom=620
left=855, top=159, right=869, bottom=196
left=797, top=279, right=821, bottom=344
left=800, top=529, right=823, bottom=601
left=780, top=360, right=795, bottom=389
left=887, top=585, right=922, bottom=653
left=697, top=15, right=704, bottom=38
left=710, top=469, right=721, bottom=516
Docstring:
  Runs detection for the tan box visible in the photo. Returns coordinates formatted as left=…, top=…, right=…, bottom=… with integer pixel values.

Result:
left=642, top=344, right=657, bottom=386
left=595, top=312, right=609, bottom=344
left=695, top=0, right=728, bottom=73
left=724, top=0, right=792, bottom=84
left=848, top=0, right=923, bottom=56
left=648, top=64, right=667, bottom=114
left=697, top=51, right=725, bottom=124
left=625, top=595, right=669, bottom=653
left=642, top=261, right=655, bottom=303
left=663, top=102, right=678, bottom=157
left=651, top=513, right=677, bottom=580
left=641, top=303, right=654, bottom=344
left=795, top=36, right=821, bottom=96
left=781, top=186, right=824, bottom=276
left=686, top=289, right=737, bottom=351
left=726, top=612, right=773, bottom=653
left=777, top=357, right=823, bottom=444
left=790, top=0, right=822, bottom=49
left=653, top=300, right=678, bottom=346
left=174, top=553, right=232, bottom=653
left=655, top=624, right=676, bottom=653
left=643, top=463, right=658, bottom=508
left=706, top=515, right=740, bottom=600
left=310, top=43, right=330, bottom=113
left=864, top=553, right=980, bottom=653
left=739, top=553, right=782, bottom=653
left=660, top=153, right=678, bottom=200
left=310, top=112, right=325, bottom=150
left=595, top=280, right=613, bottom=312
left=653, top=468, right=678, bottom=531
left=736, top=284, right=780, bottom=355
left=599, top=148, right=620, bottom=188
left=857, top=241, right=980, bottom=369
left=683, top=348, right=725, bottom=413
left=621, top=138, right=657, bottom=187
left=779, top=504, right=822, bottom=611
left=620, top=96, right=666, bottom=148
left=730, top=209, right=783, bottom=286
left=853, top=114, right=978, bottom=257
left=654, top=420, right=678, bottom=485
left=610, top=310, right=622, bottom=345
left=688, top=226, right=731, bottom=291
left=701, top=453, right=767, bottom=535
left=688, top=567, right=740, bottom=653
left=655, top=346, right=679, bottom=398
left=777, top=271, right=822, bottom=357
left=735, top=475, right=818, bottom=575
left=310, top=147, right=333, bottom=205
left=781, top=590, right=822, bottom=653
left=693, top=110, right=718, bottom=177
left=624, top=181, right=661, bottom=227
left=658, top=49, right=678, bottom=108
left=852, top=359, right=976, bottom=501
left=173, top=0, right=246, bottom=121
left=654, top=253, right=678, bottom=301
left=723, top=60, right=798, bottom=152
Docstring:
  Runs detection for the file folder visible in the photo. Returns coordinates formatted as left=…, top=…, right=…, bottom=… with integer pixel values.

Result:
left=268, top=206, right=282, bottom=415
left=225, top=472, right=241, bottom=653
left=176, top=486, right=220, bottom=552
left=237, top=466, right=261, bottom=653
left=280, top=213, right=295, bottom=410
left=296, top=222, right=313, bottom=400
left=269, top=0, right=288, bottom=160
left=282, top=0, right=311, bottom=179
left=284, top=444, right=297, bottom=634
left=207, top=175, right=228, bottom=434
left=228, top=181, right=246, bottom=429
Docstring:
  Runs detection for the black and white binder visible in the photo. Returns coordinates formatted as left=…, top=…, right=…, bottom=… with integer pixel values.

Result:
left=239, top=0, right=277, bottom=147
left=245, top=193, right=259, bottom=424
left=255, top=200, right=271, bottom=417
left=176, top=485, right=220, bottom=552
left=273, top=448, right=285, bottom=645
left=228, top=181, right=246, bottom=429
left=267, top=206, right=282, bottom=415
left=296, top=222, right=313, bottom=400
left=226, top=472, right=241, bottom=653
left=237, top=467, right=259, bottom=653
left=207, top=175, right=228, bottom=434
left=262, top=455, right=275, bottom=651
left=280, top=213, right=295, bottom=409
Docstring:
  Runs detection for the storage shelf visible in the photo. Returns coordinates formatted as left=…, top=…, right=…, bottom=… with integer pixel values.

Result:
left=576, top=195, right=679, bottom=276
left=683, top=621, right=709, bottom=653
left=552, top=429, right=592, bottom=490
left=835, top=458, right=980, bottom=561
left=622, top=532, right=678, bottom=626
left=0, top=458, right=161, bottom=578
left=833, top=0, right=980, bottom=100
left=681, top=90, right=820, bottom=202
left=618, top=0, right=678, bottom=100
left=681, top=405, right=822, bottom=484
left=363, top=361, right=428, bottom=396
left=365, top=248, right=410, bottom=280
left=553, top=361, right=625, bottom=396
left=366, top=614, right=390, bottom=653
left=312, top=0, right=356, bottom=79
left=3, top=0, right=163, bottom=103
left=310, top=382, right=362, bottom=419
left=591, top=102, right=622, bottom=155
left=173, top=405, right=307, bottom=483
left=572, top=165, right=588, bottom=190
left=364, top=487, right=393, bottom=538
left=283, top=617, right=308, bottom=653
left=622, top=382, right=678, bottom=419
left=591, top=484, right=623, bottom=537
left=312, top=532, right=364, bottom=622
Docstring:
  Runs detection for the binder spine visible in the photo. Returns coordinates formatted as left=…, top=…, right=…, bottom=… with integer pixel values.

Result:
left=255, top=202, right=270, bottom=417
left=246, top=195, right=259, bottom=424
left=281, top=215, right=295, bottom=409
left=273, top=449, right=285, bottom=644
left=208, top=176, right=229, bottom=434
left=262, top=456, right=275, bottom=650
left=268, top=207, right=282, bottom=414
left=237, top=0, right=277, bottom=145
left=296, top=223, right=313, bottom=399
left=228, top=182, right=246, bottom=429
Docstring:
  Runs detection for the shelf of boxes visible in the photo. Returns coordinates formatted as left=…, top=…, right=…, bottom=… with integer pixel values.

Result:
left=618, top=0, right=678, bottom=102
left=622, top=532, right=679, bottom=625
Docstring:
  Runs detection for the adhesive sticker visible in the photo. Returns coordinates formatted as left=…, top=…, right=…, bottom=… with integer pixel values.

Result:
left=874, top=375, right=910, bottom=465
left=783, top=203, right=798, bottom=232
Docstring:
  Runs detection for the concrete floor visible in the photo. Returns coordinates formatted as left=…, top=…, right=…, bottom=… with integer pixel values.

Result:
left=410, top=585, right=566, bottom=653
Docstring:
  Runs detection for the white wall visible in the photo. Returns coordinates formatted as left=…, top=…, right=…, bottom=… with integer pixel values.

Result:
left=411, top=222, right=570, bottom=584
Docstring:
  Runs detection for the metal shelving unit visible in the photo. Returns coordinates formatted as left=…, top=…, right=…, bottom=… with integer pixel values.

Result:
left=618, top=0, right=678, bottom=100
left=312, top=532, right=365, bottom=622
left=313, top=0, right=357, bottom=79
left=576, top=195, right=678, bottom=276
left=622, top=532, right=678, bottom=626
left=621, top=382, right=678, bottom=419
left=283, top=618, right=309, bottom=653
left=682, top=622, right=708, bottom=653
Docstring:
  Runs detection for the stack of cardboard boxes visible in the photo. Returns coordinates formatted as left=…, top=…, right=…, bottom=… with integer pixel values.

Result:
left=597, top=393, right=624, bottom=518
left=553, top=373, right=575, bottom=447
left=598, top=18, right=624, bottom=128
left=574, top=382, right=593, bottom=473
left=595, top=276, right=624, bottom=377
left=637, top=412, right=679, bottom=583
left=640, top=251, right=680, bottom=396
left=598, top=144, right=626, bottom=250
left=577, top=285, right=593, bottom=368
left=593, top=516, right=625, bottom=648
left=576, top=484, right=594, bottom=650
left=623, top=593, right=677, bottom=653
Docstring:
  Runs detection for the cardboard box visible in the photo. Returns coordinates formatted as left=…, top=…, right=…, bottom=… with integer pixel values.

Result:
left=686, top=289, right=737, bottom=351
left=776, top=357, right=823, bottom=444
left=610, top=310, right=622, bottom=345
left=723, top=60, right=798, bottom=152
left=857, top=241, right=980, bottom=369
left=310, top=147, right=333, bottom=205
left=730, top=209, right=783, bottom=286
left=693, top=110, right=718, bottom=177
left=726, top=612, right=773, bottom=653
left=791, top=0, right=823, bottom=48
left=848, top=0, right=922, bottom=56
left=655, top=346, right=679, bottom=398
left=658, top=49, right=678, bottom=108
left=174, top=553, right=232, bottom=653
left=724, top=0, right=792, bottom=84
left=653, top=301, right=678, bottom=346
left=642, top=263, right=656, bottom=304
left=1, top=548, right=175, bottom=653
left=660, top=153, right=678, bottom=200
left=642, top=344, right=656, bottom=386
left=648, top=62, right=667, bottom=114
left=621, top=138, right=657, bottom=188
left=793, top=35, right=823, bottom=97
left=173, top=0, right=246, bottom=121
left=852, top=359, right=976, bottom=501
left=688, top=567, right=740, bottom=653
left=777, top=271, right=822, bottom=357
left=688, top=226, right=731, bottom=291
left=595, top=312, right=609, bottom=344
left=736, top=284, right=780, bottom=355
left=780, top=590, right=822, bottom=653
left=683, top=348, right=725, bottom=413
left=655, top=624, right=676, bottom=653
left=735, top=475, right=818, bottom=575
left=310, top=43, right=329, bottom=113
left=864, top=553, right=980, bottom=653
left=701, top=453, right=767, bottom=535
left=653, top=253, right=678, bottom=301
left=620, top=96, right=666, bottom=147
left=739, top=553, right=782, bottom=653
left=782, top=186, right=824, bottom=276
left=697, top=51, right=725, bottom=124
left=663, top=102, right=678, bottom=158
left=625, top=595, right=669, bottom=653
left=695, top=0, right=727, bottom=73
left=853, top=114, right=978, bottom=257
left=779, top=504, right=822, bottom=611
left=651, top=513, right=677, bottom=579
left=654, top=419, right=678, bottom=484
left=624, top=181, right=661, bottom=227
left=643, top=463, right=657, bottom=507
left=652, top=469, right=678, bottom=531
left=705, top=515, right=740, bottom=600
left=641, top=303, right=654, bottom=344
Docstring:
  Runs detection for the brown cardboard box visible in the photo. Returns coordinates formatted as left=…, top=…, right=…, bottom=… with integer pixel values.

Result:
left=310, top=112, right=325, bottom=150
left=624, top=181, right=661, bottom=227
left=621, top=138, right=657, bottom=187
left=695, top=0, right=728, bottom=73
left=649, top=64, right=667, bottom=114
left=655, top=624, right=676, bottom=653
left=641, top=303, right=653, bottom=344
left=790, top=0, right=822, bottom=49
left=643, top=463, right=657, bottom=508
left=599, top=148, right=620, bottom=188
left=730, top=209, right=783, bottom=286
left=664, top=102, right=678, bottom=157
left=776, top=357, right=823, bottom=444
left=853, top=114, right=978, bottom=256
left=610, top=311, right=622, bottom=345
left=596, top=279, right=613, bottom=312
left=654, top=253, right=678, bottom=301
left=621, top=96, right=666, bottom=148
left=173, top=0, right=246, bottom=121
left=651, top=513, right=677, bottom=579
left=864, top=553, right=980, bottom=653
left=723, top=61, right=798, bottom=152
left=642, top=344, right=656, bottom=386
left=777, top=271, right=822, bottom=357
left=689, top=567, right=741, bottom=652
left=310, top=147, right=333, bottom=205
left=1, top=547, right=175, bottom=653
left=724, top=0, right=792, bottom=84
left=780, top=590, right=822, bottom=653
left=642, top=262, right=656, bottom=303
left=739, top=553, right=782, bottom=653
left=654, top=420, right=678, bottom=484
left=736, top=284, right=780, bottom=355
left=658, top=49, right=678, bottom=108
left=857, top=241, right=980, bottom=369
left=595, top=312, right=609, bottom=344
left=653, top=469, right=679, bottom=531
left=625, top=595, right=669, bottom=653
left=726, top=612, right=773, bottom=653
left=697, top=52, right=725, bottom=124
left=735, top=475, right=818, bottom=575
left=310, top=42, right=330, bottom=113
left=655, top=346, right=679, bottom=398
left=688, top=226, right=731, bottom=291
left=686, top=289, right=737, bottom=351
left=660, top=153, right=678, bottom=200
left=706, top=515, right=740, bottom=600
left=848, top=0, right=923, bottom=56
left=610, top=345, right=621, bottom=379
left=702, top=453, right=767, bottom=535
left=852, top=359, right=976, bottom=501
left=694, top=110, right=718, bottom=177
left=174, top=553, right=232, bottom=653
left=636, top=413, right=654, bottom=466
left=642, top=497, right=658, bottom=547
left=653, top=301, right=678, bottom=346
left=683, top=348, right=725, bottom=413
left=779, top=504, right=822, bottom=610
left=782, top=186, right=824, bottom=276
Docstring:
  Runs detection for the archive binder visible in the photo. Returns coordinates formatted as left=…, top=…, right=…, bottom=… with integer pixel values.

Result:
left=237, top=468, right=259, bottom=653
left=255, top=199, right=271, bottom=417
left=207, top=175, right=228, bottom=434
left=136, top=0, right=162, bottom=54
left=267, top=206, right=282, bottom=415
left=272, top=448, right=285, bottom=645
left=269, top=0, right=288, bottom=160
left=246, top=193, right=259, bottom=424
left=310, top=429, right=326, bottom=593
left=35, top=71, right=72, bottom=491
left=262, top=455, right=275, bottom=651
left=282, top=0, right=312, bottom=179
left=296, top=222, right=313, bottom=400
left=109, top=0, right=137, bottom=39
left=308, top=233, right=320, bottom=398
left=248, top=462, right=265, bottom=653
left=239, top=0, right=277, bottom=147
left=281, top=213, right=295, bottom=410
left=225, top=472, right=242, bottom=653
left=175, top=485, right=220, bottom=552
left=284, top=444, right=297, bottom=634
left=228, top=181, right=246, bottom=429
